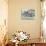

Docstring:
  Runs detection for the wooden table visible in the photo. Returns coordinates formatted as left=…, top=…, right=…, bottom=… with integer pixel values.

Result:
left=5, top=41, right=15, bottom=46
left=35, top=43, right=46, bottom=46
left=5, top=38, right=46, bottom=46
left=18, top=43, right=46, bottom=46
left=18, top=38, right=46, bottom=46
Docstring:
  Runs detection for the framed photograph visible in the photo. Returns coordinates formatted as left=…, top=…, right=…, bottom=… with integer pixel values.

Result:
left=21, top=9, right=35, bottom=20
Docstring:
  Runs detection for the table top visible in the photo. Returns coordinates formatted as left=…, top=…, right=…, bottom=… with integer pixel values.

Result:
left=18, top=38, right=46, bottom=44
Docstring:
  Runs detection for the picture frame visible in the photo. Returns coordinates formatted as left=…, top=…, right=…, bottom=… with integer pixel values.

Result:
left=21, top=9, right=35, bottom=20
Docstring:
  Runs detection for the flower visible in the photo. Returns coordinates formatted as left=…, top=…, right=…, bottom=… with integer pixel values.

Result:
left=11, top=31, right=30, bottom=42
left=17, top=31, right=30, bottom=41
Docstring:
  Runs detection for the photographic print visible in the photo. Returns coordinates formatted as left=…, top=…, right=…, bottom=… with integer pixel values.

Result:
left=21, top=9, right=35, bottom=20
